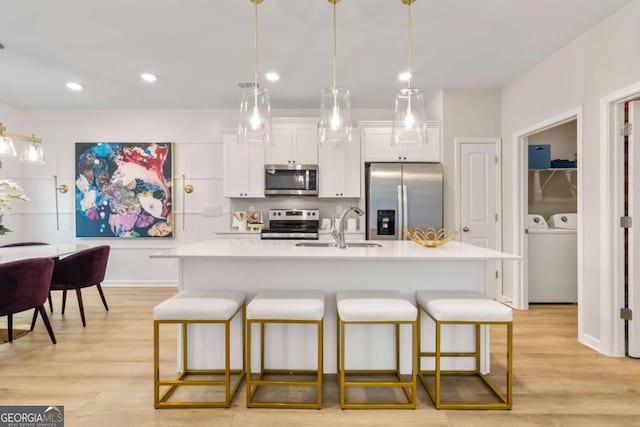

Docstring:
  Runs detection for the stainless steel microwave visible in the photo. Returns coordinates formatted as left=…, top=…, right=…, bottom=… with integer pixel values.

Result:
left=265, top=164, right=318, bottom=196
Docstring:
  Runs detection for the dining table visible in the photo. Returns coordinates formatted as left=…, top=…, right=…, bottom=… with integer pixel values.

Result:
left=0, top=243, right=81, bottom=264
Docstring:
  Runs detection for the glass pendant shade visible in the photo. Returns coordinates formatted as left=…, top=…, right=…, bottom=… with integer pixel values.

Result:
left=391, top=88, right=427, bottom=146
left=0, top=136, right=17, bottom=157
left=318, top=86, right=352, bottom=144
left=238, top=86, right=272, bottom=144
left=19, top=143, right=46, bottom=164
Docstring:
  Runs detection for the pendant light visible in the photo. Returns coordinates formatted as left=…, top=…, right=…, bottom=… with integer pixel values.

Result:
left=391, top=0, right=427, bottom=146
left=238, top=0, right=272, bottom=144
left=318, top=0, right=352, bottom=144
left=19, top=138, right=46, bottom=164
left=0, top=123, right=17, bottom=158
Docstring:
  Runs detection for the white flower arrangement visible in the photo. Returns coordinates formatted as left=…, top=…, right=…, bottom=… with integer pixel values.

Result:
left=0, top=179, right=30, bottom=235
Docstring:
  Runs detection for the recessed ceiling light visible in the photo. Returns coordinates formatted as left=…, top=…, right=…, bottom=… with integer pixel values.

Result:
left=398, top=72, right=412, bottom=82
left=66, top=82, right=83, bottom=91
left=141, top=73, right=158, bottom=83
left=265, top=72, right=280, bottom=82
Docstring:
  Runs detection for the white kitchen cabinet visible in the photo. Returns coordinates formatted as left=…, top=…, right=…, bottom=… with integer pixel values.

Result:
left=318, top=137, right=361, bottom=198
left=362, top=121, right=441, bottom=162
left=266, top=119, right=318, bottom=165
left=223, top=134, right=265, bottom=198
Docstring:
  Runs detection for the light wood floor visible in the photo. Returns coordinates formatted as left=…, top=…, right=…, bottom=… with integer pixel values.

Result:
left=1, top=287, right=640, bottom=427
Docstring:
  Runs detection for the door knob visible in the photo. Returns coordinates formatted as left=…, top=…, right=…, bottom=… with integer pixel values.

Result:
left=462, top=226, right=470, bottom=232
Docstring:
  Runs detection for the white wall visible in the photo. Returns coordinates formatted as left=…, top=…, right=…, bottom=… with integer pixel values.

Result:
left=442, top=90, right=502, bottom=230
left=501, top=0, right=640, bottom=351
left=1, top=107, right=389, bottom=285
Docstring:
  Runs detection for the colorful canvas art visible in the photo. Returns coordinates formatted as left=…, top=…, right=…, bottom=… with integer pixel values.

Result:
left=75, top=142, right=173, bottom=238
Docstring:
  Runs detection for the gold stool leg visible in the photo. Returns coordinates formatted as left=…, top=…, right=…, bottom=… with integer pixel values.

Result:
left=154, top=320, right=160, bottom=408
left=435, top=320, right=442, bottom=408
left=317, top=319, right=324, bottom=408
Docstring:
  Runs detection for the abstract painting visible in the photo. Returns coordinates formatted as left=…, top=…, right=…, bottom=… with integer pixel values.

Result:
left=75, top=142, right=173, bottom=238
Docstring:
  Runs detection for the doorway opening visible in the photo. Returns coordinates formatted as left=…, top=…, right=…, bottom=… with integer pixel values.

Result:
left=509, top=107, right=584, bottom=343
left=526, top=120, right=578, bottom=306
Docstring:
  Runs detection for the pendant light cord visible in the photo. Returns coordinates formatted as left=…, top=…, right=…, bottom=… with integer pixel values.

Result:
left=332, top=2, right=337, bottom=89
left=407, top=1, right=412, bottom=90
left=254, top=0, right=259, bottom=89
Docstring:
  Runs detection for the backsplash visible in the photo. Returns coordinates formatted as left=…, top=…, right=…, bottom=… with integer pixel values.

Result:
left=230, top=197, right=362, bottom=228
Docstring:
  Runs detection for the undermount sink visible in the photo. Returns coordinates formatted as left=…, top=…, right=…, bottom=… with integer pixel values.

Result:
left=295, top=242, right=383, bottom=248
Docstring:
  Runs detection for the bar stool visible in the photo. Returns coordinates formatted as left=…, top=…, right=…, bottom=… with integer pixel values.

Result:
left=417, top=291, right=513, bottom=410
left=246, top=290, right=324, bottom=409
left=153, top=290, right=246, bottom=408
left=336, top=290, right=418, bottom=409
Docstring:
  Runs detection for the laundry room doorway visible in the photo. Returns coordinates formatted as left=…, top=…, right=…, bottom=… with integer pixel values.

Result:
left=509, top=107, right=584, bottom=327
left=526, top=120, right=579, bottom=305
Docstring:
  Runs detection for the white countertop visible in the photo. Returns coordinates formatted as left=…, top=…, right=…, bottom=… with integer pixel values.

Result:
left=151, top=239, right=518, bottom=261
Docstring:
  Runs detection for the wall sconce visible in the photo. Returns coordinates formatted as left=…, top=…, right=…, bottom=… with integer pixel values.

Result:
left=54, top=175, right=68, bottom=231
left=182, top=174, right=194, bottom=231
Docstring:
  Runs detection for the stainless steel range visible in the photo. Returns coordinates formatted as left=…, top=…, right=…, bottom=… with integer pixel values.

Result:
left=260, top=209, right=320, bottom=240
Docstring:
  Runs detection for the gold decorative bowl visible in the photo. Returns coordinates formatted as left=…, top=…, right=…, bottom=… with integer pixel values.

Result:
left=405, top=228, right=458, bottom=248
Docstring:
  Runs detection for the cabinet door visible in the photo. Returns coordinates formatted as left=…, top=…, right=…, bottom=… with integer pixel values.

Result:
left=223, top=134, right=249, bottom=197
left=265, top=127, right=293, bottom=165
left=246, top=143, right=265, bottom=198
left=340, top=138, right=361, bottom=197
left=318, top=142, right=338, bottom=197
left=404, top=122, right=441, bottom=162
left=318, top=139, right=361, bottom=198
left=294, top=126, right=318, bottom=165
left=363, top=127, right=405, bottom=162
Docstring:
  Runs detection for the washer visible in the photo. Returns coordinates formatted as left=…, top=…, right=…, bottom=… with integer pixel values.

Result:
left=527, top=214, right=577, bottom=303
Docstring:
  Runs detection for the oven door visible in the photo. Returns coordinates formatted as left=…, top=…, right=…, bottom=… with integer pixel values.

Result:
left=265, top=165, right=318, bottom=195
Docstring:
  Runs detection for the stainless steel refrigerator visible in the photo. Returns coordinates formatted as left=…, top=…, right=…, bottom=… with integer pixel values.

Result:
left=365, top=163, right=443, bottom=240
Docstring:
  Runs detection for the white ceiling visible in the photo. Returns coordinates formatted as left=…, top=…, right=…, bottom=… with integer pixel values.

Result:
left=0, top=0, right=632, bottom=110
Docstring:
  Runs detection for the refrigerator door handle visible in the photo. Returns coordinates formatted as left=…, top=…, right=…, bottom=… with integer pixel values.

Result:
left=397, top=185, right=403, bottom=240
left=402, top=184, right=408, bottom=240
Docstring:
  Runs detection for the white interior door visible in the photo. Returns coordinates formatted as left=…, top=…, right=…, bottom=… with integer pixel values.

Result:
left=629, top=100, right=640, bottom=357
left=458, top=139, right=501, bottom=298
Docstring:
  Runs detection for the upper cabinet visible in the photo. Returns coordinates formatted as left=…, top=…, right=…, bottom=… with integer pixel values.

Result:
left=223, top=134, right=265, bottom=198
left=361, top=121, right=442, bottom=162
left=266, top=119, right=318, bottom=165
left=318, top=134, right=361, bottom=198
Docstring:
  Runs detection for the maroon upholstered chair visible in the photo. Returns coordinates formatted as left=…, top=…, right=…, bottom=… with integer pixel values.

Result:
left=48, top=245, right=110, bottom=327
left=0, top=258, right=56, bottom=344
left=0, top=242, right=56, bottom=312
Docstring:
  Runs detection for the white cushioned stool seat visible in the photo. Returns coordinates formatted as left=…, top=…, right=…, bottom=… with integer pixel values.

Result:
left=426, top=299, right=512, bottom=322
left=337, top=290, right=417, bottom=322
left=153, top=290, right=245, bottom=321
left=247, top=290, right=325, bottom=320
left=416, top=290, right=485, bottom=308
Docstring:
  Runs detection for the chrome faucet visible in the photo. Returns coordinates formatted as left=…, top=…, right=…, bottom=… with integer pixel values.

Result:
left=330, top=206, right=365, bottom=248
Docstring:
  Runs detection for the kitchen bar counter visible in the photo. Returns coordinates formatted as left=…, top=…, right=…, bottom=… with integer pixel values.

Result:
left=151, top=240, right=518, bottom=374
left=153, top=239, right=516, bottom=261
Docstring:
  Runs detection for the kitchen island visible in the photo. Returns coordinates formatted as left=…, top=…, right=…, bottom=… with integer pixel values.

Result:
left=152, top=240, right=518, bottom=374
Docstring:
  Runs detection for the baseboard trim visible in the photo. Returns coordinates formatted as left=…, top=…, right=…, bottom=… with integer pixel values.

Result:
left=102, top=280, right=178, bottom=287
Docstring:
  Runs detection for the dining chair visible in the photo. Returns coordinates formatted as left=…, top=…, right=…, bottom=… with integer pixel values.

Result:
left=0, top=242, right=56, bottom=312
left=47, top=245, right=110, bottom=327
left=0, top=258, right=57, bottom=344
